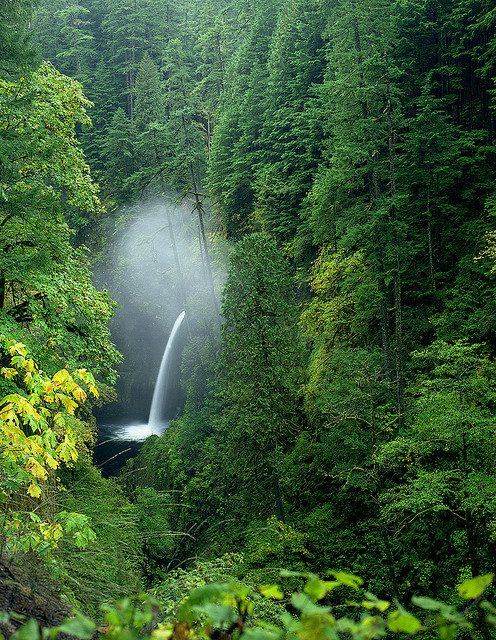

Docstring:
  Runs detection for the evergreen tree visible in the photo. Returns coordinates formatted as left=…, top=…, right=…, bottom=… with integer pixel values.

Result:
left=304, top=0, right=406, bottom=415
left=55, top=0, right=96, bottom=79
left=135, top=52, right=164, bottom=128
left=132, top=52, right=168, bottom=190
left=102, top=0, right=147, bottom=123
left=252, top=0, right=326, bottom=242
left=217, top=233, right=302, bottom=522
left=101, top=107, right=138, bottom=200
left=208, top=0, right=281, bottom=237
left=0, top=0, right=39, bottom=79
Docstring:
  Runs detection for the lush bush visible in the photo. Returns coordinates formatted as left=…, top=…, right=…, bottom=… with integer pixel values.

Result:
left=55, top=460, right=144, bottom=617
left=8, top=570, right=496, bottom=640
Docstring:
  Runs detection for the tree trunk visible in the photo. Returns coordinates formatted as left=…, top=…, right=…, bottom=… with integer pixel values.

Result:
left=426, top=182, right=436, bottom=290
left=179, top=114, right=219, bottom=319
left=189, top=164, right=219, bottom=319
left=0, top=277, right=5, bottom=310
left=385, top=51, right=404, bottom=425
left=353, top=12, right=393, bottom=381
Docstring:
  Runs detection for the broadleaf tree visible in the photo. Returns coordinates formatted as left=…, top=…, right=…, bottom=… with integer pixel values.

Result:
left=0, top=58, right=121, bottom=381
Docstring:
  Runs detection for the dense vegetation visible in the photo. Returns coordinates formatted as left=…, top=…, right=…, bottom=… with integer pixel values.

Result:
left=2, top=0, right=496, bottom=636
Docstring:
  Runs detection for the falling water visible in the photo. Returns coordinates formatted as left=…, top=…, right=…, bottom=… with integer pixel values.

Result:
left=96, top=310, right=186, bottom=459
left=147, top=310, right=186, bottom=430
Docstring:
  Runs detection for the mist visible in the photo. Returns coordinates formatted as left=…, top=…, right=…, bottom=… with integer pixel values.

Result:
left=93, top=198, right=227, bottom=420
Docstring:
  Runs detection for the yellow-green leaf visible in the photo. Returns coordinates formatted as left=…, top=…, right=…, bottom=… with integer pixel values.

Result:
left=45, top=453, right=59, bottom=470
left=259, top=584, right=284, bottom=600
left=55, top=393, right=78, bottom=414
left=53, top=369, right=70, bottom=386
left=362, top=595, right=390, bottom=612
left=56, top=437, right=78, bottom=463
left=457, top=574, right=495, bottom=599
left=72, top=386, right=86, bottom=403
left=26, top=456, right=47, bottom=479
left=387, top=611, right=422, bottom=634
left=330, top=572, right=363, bottom=590
left=304, top=576, right=336, bottom=601
left=27, top=482, right=42, bottom=498
left=1, top=367, right=18, bottom=380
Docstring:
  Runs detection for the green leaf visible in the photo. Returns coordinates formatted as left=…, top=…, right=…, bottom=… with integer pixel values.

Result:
left=291, top=592, right=331, bottom=615
left=457, top=574, right=494, bottom=599
left=411, top=596, right=444, bottom=611
left=259, top=584, right=284, bottom=600
left=438, top=623, right=458, bottom=640
left=387, top=610, right=423, bottom=633
left=197, top=603, right=236, bottom=626
left=305, top=576, right=340, bottom=601
left=178, top=583, right=227, bottom=623
left=480, top=600, right=496, bottom=612
left=12, top=619, right=40, bottom=640
left=361, top=592, right=390, bottom=612
left=329, top=571, right=363, bottom=591
left=56, top=615, right=96, bottom=639
left=280, top=569, right=306, bottom=578
left=236, top=627, right=282, bottom=640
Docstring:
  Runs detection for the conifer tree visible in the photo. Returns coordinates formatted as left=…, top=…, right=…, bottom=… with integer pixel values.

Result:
left=252, top=0, right=326, bottom=242
left=55, top=0, right=96, bottom=78
left=135, top=52, right=164, bottom=128
left=208, top=0, right=281, bottom=237
left=0, top=0, right=39, bottom=79
left=101, top=107, right=138, bottom=200
left=217, top=233, right=301, bottom=522
left=102, top=0, right=147, bottom=123
left=305, top=0, right=405, bottom=415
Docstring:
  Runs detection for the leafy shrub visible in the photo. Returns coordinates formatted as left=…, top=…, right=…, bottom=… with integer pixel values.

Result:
left=9, top=570, right=496, bottom=640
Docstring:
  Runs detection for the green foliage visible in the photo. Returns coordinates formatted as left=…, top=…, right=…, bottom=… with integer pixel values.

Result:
left=155, top=553, right=247, bottom=622
left=15, top=570, right=496, bottom=640
left=217, top=233, right=302, bottom=520
left=378, top=339, right=496, bottom=586
left=0, top=0, right=39, bottom=80
left=1, top=61, right=103, bottom=214
left=154, top=570, right=493, bottom=639
left=207, top=2, right=280, bottom=238
left=132, top=486, right=175, bottom=580
left=242, top=516, right=310, bottom=589
left=101, top=108, right=138, bottom=202
left=0, top=337, right=98, bottom=558
left=300, top=247, right=377, bottom=348
left=250, top=0, right=326, bottom=242
left=180, top=336, right=217, bottom=415
left=0, top=57, right=121, bottom=382
left=56, top=459, right=144, bottom=617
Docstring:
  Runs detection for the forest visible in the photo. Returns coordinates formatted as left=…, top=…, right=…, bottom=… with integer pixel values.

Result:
left=2, top=0, right=496, bottom=637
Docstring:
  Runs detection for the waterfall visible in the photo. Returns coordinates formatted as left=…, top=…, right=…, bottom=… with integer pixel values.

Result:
left=147, top=310, right=186, bottom=431
left=95, top=310, right=185, bottom=455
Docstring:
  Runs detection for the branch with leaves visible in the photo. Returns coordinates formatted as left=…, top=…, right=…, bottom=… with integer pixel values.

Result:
left=0, top=336, right=97, bottom=555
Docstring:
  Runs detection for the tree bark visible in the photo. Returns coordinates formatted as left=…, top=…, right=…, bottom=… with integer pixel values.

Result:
left=385, top=51, right=404, bottom=425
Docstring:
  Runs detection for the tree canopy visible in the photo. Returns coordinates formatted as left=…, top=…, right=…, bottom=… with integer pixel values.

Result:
left=3, top=0, right=496, bottom=636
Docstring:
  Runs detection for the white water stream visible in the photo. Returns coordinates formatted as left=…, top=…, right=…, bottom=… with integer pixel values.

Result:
left=147, top=310, right=186, bottom=431
left=97, top=311, right=186, bottom=457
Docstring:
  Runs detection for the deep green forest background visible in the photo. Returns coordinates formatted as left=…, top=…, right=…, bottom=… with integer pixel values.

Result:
left=2, top=0, right=496, bottom=635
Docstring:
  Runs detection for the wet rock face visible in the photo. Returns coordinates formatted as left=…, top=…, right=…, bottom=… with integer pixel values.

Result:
left=0, top=556, right=73, bottom=638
